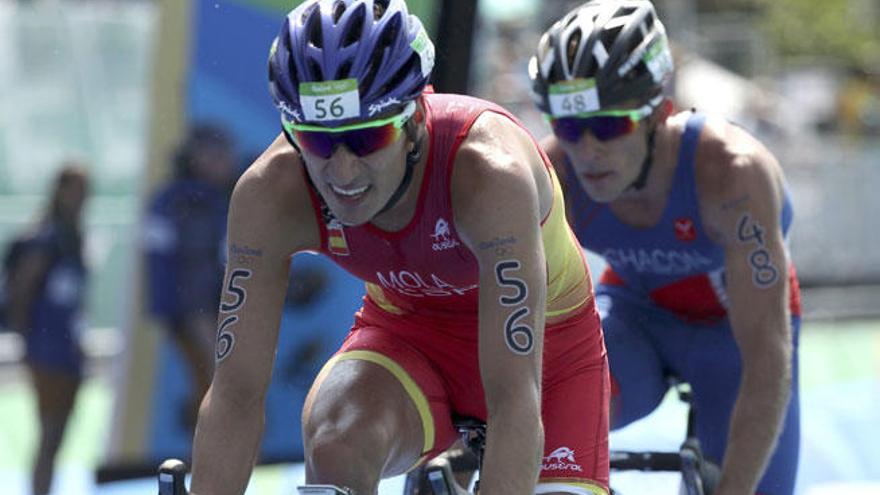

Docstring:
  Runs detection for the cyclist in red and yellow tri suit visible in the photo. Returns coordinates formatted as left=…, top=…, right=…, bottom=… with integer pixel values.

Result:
left=189, top=1, right=609, bottom=494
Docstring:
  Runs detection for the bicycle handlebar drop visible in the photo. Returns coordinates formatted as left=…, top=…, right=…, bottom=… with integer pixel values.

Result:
left=157, top=459, right=189, bottom=495
left=297, top=485, right=354, bottom=494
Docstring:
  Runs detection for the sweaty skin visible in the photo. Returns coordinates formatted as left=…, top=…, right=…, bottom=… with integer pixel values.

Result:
left=190, top=101, right=576, bottom=494
left=451, top=111, right=551, bottom=494
left=543, top=110, right=793, bottom=495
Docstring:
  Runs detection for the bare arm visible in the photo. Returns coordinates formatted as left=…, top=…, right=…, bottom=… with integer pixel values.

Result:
left=190, top=138, right=318, bottom=495
left=453, top=114, right=551, bottom=494
left=700, top=126, right=792, bottom=495
left=7, top=246, right=51, bottom=334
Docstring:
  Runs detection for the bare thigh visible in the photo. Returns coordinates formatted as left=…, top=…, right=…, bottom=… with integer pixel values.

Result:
left=303, top=355, right=426, bottom=478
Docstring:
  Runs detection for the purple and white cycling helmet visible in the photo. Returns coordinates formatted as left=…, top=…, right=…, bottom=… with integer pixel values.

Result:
left=268, top=0, right=435, bottom=128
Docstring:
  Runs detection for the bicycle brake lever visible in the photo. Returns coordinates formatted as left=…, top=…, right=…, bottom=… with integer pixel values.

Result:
left=157, top=459, right=188, bottom=495
left=297, top=484, right=353, bottom=494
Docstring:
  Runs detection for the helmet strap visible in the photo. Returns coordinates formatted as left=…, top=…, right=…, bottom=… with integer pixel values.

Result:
left=282, top=125, right=299, bottom=151
left=628, top=124, right=657, bottom=191
left=376, top=135, right=423, bottom=215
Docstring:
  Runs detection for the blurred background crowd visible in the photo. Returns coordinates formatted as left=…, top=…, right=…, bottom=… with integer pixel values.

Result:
left=0, top=0, right=877, bottom=494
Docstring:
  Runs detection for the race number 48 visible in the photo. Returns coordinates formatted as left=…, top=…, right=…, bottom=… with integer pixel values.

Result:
left=736, top=213, right=779, bottom=288
left=548, top=78, right=600, bottom=117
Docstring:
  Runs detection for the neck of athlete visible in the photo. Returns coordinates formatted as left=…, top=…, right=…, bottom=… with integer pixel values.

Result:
left=369, top=133, right=431, bottom=232
left=615, top=121, right=677, bottom=205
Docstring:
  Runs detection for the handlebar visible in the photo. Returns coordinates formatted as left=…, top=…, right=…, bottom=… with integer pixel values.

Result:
left=157, top=459, right=189, bottom=495
left=609, top=450, right=682, bottom=471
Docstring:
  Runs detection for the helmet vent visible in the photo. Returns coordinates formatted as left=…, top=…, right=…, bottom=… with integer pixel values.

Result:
left=358, top=13, right=401, bottom=93
left=280, top=32, right=301, bottom=91
left=308, top=58, right=325, bottom=81
left=623, top=60, right=647, bottom=83
left=360, top=51, right=383, bottom=96
left=269, top=48, right=298, bottom=107
left=566, top=29, right=582, bottom=69
left=300, top=2, right=319, bottom=24
left=373, top=0, right=390, bottom=20
left=341, top=4, right=366, bottom=46
left=600, top=26, right=622, bottom=53
left=382, top=52, right=420, bottom=96
left=332, top=1, right=346, bottom=24
left=377, top=12, right=402, bottom=49
left=622, top=29, right=642, bottom=57
left=336, top=60, right=352, bottom=80
left=305, top=5, right=324, bottom=48
left=285, top=64, right=300, bottom=93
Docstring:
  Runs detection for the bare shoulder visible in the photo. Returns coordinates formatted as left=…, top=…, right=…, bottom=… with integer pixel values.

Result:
left=694, top=117, right=786, bottom=240
left=696, top=117, right=784, bottom=201
left=234, top=136, right=304, bottom=213
left=452, top=111, right=551, bottom=217
left=231, top=135, right=320, bottom=252
left=463, top=111, right=540, bottom=160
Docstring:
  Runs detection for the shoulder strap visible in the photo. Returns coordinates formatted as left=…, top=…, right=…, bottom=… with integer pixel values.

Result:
left=677, top=112, right=707, bottom=172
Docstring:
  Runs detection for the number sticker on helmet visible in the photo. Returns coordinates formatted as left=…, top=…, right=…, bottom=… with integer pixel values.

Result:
left=299, top=79, right=361, bottom=122
left=644, top=38, right=673, bottom=84
left=548, top=78, right=600, bottom=117
left=410, top=27, right=435, bottom=78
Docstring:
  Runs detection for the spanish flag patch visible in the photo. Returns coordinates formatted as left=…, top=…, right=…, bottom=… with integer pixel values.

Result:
left=327, top=219, right=350, bottom=256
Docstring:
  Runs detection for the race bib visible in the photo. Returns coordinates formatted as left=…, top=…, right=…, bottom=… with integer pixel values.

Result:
left=548, top=78, right=600, bottom=117
left=299, top=79, right=360, bottom=122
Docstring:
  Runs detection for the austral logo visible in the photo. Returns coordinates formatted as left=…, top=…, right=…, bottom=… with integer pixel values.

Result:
left=431, top=218, right=460, bottom=251
left=674, top=217, right=697, bottom=242
left=542, top=446, right=583, bottom=472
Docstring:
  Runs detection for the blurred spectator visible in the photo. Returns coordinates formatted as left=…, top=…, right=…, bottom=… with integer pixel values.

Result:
left=475, top=18, right=546, bottom=136
left=142, top=123, right=236, bottom=428
left=837, top=65, right=880, bottom=135
left=5, top=162, right=91, bottom=495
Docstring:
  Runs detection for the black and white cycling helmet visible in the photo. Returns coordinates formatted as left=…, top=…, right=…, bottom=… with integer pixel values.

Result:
left=529, top=0, right=673, bottom=116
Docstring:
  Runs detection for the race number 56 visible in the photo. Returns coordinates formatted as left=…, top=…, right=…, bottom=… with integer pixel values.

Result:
left=495, top=260, right=534, bottom=355
left=216, top=268, right=252, bottom=362
left=299, top=79, right=361, bottom=122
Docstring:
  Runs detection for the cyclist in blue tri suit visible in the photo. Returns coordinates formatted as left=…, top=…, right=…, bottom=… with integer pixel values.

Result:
left=529, top=2, right=801, bottom=494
